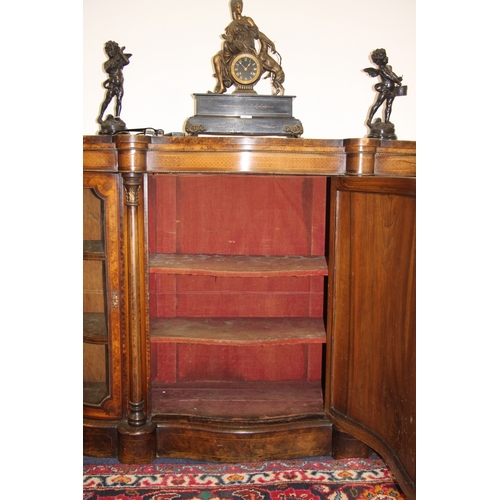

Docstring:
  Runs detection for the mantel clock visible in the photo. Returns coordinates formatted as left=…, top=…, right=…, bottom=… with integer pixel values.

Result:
left=184, top=0, right=303, bottom=137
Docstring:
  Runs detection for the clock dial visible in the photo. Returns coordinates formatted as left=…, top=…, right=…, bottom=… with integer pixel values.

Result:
left=230, top=54, right=261, bottom=85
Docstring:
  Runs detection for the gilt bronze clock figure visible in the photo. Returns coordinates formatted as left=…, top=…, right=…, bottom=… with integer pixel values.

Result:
left=212, top=0, right=285, bottom=95
left=363, top=48, right=407, bottom=140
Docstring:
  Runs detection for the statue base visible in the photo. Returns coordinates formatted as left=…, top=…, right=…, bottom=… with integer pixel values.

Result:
left=99, top=115, right=127, bottom=135
left=366, top=119, right=397, bottom=140
left=185, top=94, right=303, bottom=137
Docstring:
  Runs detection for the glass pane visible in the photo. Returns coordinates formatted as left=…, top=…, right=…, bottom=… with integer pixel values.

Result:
left=83, top=188, right=104, bottom=249
left=83, top=187, right=109, bottom=406
left=83, top=343, right=109, bottom=404
left=83, top=260, right=108, bottom=319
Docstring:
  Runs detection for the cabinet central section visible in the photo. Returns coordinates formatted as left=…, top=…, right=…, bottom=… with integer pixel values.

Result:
left=147, top=174, right=328, bottom=420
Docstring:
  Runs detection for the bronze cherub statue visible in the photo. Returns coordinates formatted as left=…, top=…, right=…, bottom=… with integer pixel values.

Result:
left=363, top=48, right=407, bottom=140
left=212, top=0, right=285, bottom=95
left=97, top=41, right=132, bottom=134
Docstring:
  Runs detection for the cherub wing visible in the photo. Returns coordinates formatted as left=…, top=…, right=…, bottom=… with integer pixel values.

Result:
left=363, top=67, right=380, bottom=78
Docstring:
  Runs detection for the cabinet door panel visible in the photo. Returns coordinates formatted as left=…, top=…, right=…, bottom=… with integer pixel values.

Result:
left=83, top=174, right=123, bottom=419
left=326, top=177, right=416, bottom=499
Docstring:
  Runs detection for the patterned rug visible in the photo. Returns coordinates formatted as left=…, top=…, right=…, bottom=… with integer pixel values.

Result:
left=83, top=457, right=407, bottom=499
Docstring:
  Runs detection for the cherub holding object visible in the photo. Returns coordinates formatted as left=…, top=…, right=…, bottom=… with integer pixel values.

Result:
left=364, top=48, right=405, bottom=126
left=97, top=41, right=132, bottom=125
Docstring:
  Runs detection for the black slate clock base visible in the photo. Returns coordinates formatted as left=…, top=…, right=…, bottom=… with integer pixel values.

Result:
left=185, top=115, right=304, bottom=137
left=184, top=94, right=303, bottom=137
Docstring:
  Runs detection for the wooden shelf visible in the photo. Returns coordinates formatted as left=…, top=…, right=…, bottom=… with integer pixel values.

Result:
left=151, top=381, right=324, bottom=419
left=83, top=312, right=108, bottom=343
left=150, top=317, right=326, bottom=345
left=149, top=254, right=328, bottom=277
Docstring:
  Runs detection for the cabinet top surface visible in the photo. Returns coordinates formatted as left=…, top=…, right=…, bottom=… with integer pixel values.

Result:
left=83, top=135, right=416, bottom=177
left=83, top=135, right=415, bottom=148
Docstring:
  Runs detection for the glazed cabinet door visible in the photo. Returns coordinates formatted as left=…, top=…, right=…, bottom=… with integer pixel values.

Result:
left=325, top=176, right=416, bottom=500
left=83, top=173, right=123, bottom=419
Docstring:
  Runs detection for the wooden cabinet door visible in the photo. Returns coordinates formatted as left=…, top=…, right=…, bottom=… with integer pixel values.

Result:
left=83, top=173, right=123, bottom=420
left=325, top=176, right=416, bottom=500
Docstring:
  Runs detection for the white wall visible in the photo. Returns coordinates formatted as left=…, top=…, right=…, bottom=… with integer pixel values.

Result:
left=83, top=0, right=415, bottom=140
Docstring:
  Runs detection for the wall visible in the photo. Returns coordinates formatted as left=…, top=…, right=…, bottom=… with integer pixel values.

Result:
left=83, top=0, right=416, bottom=140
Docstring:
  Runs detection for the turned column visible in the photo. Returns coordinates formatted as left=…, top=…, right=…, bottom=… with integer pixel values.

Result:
left=116, top=135, right=156, bottom=463
left=122, top=172, right=147, bottom=426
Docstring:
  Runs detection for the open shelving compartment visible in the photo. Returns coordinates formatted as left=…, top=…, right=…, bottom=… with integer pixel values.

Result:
left=147, top=172, right=329, bottom=422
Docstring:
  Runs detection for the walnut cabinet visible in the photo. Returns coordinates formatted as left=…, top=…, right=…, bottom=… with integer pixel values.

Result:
left=83, top=136, right=416, bottom=499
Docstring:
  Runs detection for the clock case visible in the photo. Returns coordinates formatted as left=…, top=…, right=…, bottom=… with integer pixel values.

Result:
left=185, top=93, right=304, bottom=138
left=230, top=53, right=261, bottom=86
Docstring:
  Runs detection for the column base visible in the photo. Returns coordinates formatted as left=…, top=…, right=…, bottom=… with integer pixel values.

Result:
left=117, top=421, right=157, bottom=463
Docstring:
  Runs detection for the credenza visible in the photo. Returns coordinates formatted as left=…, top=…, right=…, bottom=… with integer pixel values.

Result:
left=83, top=135, right=416, bottom=499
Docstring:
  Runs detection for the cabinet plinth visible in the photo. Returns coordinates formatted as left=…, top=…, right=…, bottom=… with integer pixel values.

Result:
left=83, top=136, right=415, bottom=500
